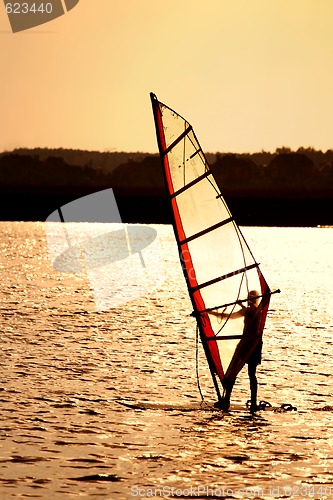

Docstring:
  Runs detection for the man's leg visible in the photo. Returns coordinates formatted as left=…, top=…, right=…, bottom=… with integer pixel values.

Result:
left=214, top=379, right=235, bottom=411
left=248, top=363, right=258, bottom=412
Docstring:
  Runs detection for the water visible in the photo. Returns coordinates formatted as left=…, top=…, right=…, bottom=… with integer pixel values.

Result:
left=0, top=222, right=333, bottom=499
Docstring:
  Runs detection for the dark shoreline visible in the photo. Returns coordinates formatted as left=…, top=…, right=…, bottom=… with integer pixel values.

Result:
left=1, top=189, right=332, bottom=227
left=1, top=149, right=333, bottom=226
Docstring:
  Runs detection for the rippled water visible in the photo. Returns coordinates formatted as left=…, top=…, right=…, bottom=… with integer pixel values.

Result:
left=1, top=222, right=333, bottom=499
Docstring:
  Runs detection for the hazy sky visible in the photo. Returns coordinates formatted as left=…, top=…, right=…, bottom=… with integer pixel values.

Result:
left=1, top=0, right=333, bottom=154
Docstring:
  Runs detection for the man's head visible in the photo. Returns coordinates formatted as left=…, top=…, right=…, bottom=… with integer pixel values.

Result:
left=248, top=290, right=260, bottom=308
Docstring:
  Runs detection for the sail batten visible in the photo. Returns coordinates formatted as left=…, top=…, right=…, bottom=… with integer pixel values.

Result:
left=189, top=148, right=202, bottom=160
left=191, top=263, right=260, bottom=291
left=179, top=218, right=233, bottom=245
left=150, top=92, right=272, bottom=396
left=171, top=169, right=212, bottom=198
left=208, top=335, right=243, bottom=341
left=162, top=125, right=193, bottom=156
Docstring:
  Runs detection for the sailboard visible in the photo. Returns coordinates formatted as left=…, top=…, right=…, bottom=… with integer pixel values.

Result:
left=116, top=399, right=296, bottom=413
left=150, top=93, right=278, bottom=402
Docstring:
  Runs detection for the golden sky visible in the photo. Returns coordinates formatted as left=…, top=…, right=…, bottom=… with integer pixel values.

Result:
left=1, top=0, right=333, bottom=153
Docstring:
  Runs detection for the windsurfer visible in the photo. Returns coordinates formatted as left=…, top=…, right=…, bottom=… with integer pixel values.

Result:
left=211, top=290, right=263, bottom=413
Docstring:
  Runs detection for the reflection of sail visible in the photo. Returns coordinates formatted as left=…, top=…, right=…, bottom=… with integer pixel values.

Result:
left=151, top=93, right=276, bottom=399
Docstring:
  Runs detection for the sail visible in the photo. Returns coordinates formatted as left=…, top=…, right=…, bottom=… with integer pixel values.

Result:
left=151, top=93, right=273, bottom=398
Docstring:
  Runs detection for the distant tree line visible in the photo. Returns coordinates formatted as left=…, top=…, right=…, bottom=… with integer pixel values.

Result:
left=1, top=147, right=333, bottom=197
left=212, top=148, right=333, bottom=196
left=110, top=146, right=333, bottom=197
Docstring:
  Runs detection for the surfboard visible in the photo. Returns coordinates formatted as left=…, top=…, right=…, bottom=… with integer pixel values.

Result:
left=116, top=399, right=296, bottom=413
